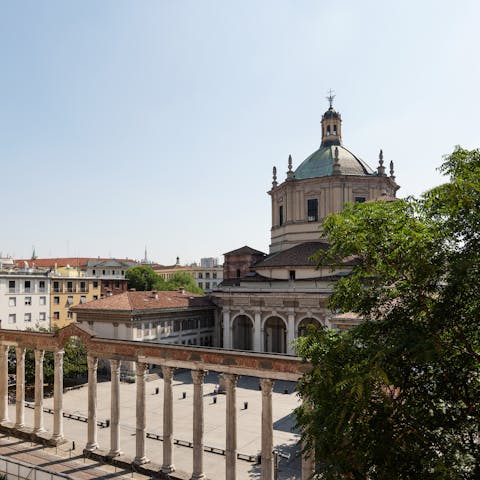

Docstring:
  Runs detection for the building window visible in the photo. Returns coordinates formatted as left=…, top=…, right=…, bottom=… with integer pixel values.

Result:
left=121, top=270, right=125, bottom=275
left=25, top=296, right=32, bottom=306
left=67, top=281, right=73, bottom=293
left=213, top=282, right=217, bottom=287
left=24, top=313, right=32, bottom=322
left=9, top=297, right=16, bottom=307
left=80, top=281, right=86, bottom=292
left=53, top=312, right=60, bottom=320
left=39, top=280, right=46, bottom=292
left=80, top=296, right=86, bottom=304
left=8, top=280, right=15, bottom=293
left=93, top=281, right=99, bottom=288
left=279, top=205, right=284, bottom=226
left=206, top=272, right=210, bottom=279
left=67, top=311, right=73, bottom=319
left=92, top=269, right=96, bottom=275
left=115, top=280, right=120, bottom=288
left=93, top=295, right=98, bottom=301
left=355, top=196, right=366, bottom=203
left=53, top=281, right=60, bottom=293
left=289, top=270, right=296, bottom=281
left=236, top=269, right=241, bottom=278
left=198, top=282, right=203, bottom=289
left=213, top=272, right=217, bottom=279
left=307, top=198, right=318, bottom=222
left=40, top=296, right=46, bottom=305
left=102, top=270, right=106, bottom=275
left=205, top=282, right=210, bottom=290
left=112, top=270, right=115, bottom=275
left=24, top=280, right=31, bottom=293
left=67, top=296, right=74, bottom=305
left=54, top=296, right=60, bottom=305
left=198, top=272, right=203, bottom=279
left=8, top=314, right=16, bottom=324
left=39, top=312, right=46, bottom=322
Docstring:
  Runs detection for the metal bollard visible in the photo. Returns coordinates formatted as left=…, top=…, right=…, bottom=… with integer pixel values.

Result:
left=213, top=396, right=217, bottom=404
left=244, top=401, right=248, bottom=410
left=182, top=392, right=186, bottom=399
left=284, top=387, right=289, bottom=394
left=155, top=387, right=159, bottom=394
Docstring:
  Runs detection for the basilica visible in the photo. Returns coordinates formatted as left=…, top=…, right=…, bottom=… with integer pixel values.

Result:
left=213, top=97, right=400, bottom=354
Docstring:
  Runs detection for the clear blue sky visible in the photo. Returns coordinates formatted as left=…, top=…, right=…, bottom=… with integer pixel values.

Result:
left=1, top=1, right=479, bottom=264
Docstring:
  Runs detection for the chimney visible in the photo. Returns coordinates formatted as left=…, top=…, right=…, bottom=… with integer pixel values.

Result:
left=178, top=287, right=185, bottom=295
left=106, top=289, right=113, bottom=297
left=151, top=290, right=158, bottom=299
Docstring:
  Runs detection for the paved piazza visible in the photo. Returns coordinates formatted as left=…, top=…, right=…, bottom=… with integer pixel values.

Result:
left=8, top=370, right=302, bottom=479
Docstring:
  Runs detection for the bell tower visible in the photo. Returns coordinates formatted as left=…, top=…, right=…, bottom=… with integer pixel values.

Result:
left=321, top=90, right=342, bottom=147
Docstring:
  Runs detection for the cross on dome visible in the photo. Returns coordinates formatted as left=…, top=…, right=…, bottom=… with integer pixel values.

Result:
left=326, top=89, right=335, bottom=109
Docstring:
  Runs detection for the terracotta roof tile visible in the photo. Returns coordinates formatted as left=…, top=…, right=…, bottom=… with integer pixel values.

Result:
left=223, top=246, right=266, bottom=256
left=72, top=290, right=213, bottom=313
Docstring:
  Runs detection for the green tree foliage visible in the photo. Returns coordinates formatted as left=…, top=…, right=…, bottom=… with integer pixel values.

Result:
left=295, top=147, right=480, bottom=479
left=125, top=265, right=166, bottom=291
left=125, top=266, right=203, bottom=294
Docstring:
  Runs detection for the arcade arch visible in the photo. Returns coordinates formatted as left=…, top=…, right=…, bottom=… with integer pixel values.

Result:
left=263, top=316, right=287, bottom=354
left=231, top=314, right=254, bottom=350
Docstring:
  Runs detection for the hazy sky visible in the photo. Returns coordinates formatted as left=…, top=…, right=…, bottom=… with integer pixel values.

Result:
left=1, top=1, right=479, bottom=265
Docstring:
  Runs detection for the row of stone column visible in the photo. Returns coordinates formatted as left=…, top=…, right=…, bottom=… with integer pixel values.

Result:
left=0, top=345, right=64, bottom=442
left=0, top=345, right=314, bottom=480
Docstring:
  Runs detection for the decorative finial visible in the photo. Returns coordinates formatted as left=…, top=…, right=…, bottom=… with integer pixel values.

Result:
left=377, top=149, right=386, bottom=176
left=272, top=166, right=278, bottom=187
left=286, top=154, right=294, bottom=180
left=333, top=147, right=341, bottom=175
left=326, top=88, right=335, bottom=109
left=389, top=160, right=396, bottom=181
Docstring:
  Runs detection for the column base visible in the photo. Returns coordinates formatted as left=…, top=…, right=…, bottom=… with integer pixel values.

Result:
left=161, top=464, right=175, bottom=473
left=107, top=449, right=122, bottom=458
left=85, top=442, right=99, bottom=452
left=190, top=474, right=206, bottom=480
left=49, top=435, right=66, bottom=446
left=134, top=456, right=149, bottom=465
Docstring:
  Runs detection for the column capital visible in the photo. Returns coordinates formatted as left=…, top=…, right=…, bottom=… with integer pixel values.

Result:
left=0, top=344, right=9, bottom=357
left=222, top=373, right=238, bottom=388
left=191, top=369, right=207, bottom=384
left=136, top=361, right=148, bottom=376
left=87, top=355, right=98, bottom=370
left=161, top=365, right=175, bottom=382
left=110, top=359, right=121, bottom=373
left=15, top=346, right=25, bottom=357
left=260, top=378, right=274, bottom=395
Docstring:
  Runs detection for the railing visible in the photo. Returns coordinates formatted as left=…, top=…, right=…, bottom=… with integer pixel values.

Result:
left=0, top=455, right=73, bottom=480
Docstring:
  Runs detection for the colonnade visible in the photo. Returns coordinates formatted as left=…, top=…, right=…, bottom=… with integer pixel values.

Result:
left=0, top=325, right=315, bottom=480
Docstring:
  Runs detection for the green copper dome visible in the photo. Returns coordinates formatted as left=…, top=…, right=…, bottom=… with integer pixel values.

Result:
left=294, top=145, right=375, bottom=179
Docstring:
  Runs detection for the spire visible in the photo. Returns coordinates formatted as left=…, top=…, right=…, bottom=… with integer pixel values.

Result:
left=377, top=149, right=386, bottom=176
left=144, top=245, right=148, bottom=263
left=286, top=155, right=294, bottom=181
left=272, top=166, right=278, bottom=188
left=390, top=160, right=396, bottom=182
left=326, top=88, right=335, bottom=109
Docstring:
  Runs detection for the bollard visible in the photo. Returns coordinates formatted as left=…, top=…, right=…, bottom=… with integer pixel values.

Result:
left=105, top=419, right=110, bottom=428
left=258, top=384, right=261, bottom=390
left=213, top=396, right=217, bottom=404
left=182, top=392, right=186, bottom=399
left=257, top=453, right=262, bottom=464
left=72, top=441, right=76, bottom=451
left=155, top=387, right=159, bottom=395
left=284, top=387, right=289, bottom=394
left=244, top=401, right=248, bottom=410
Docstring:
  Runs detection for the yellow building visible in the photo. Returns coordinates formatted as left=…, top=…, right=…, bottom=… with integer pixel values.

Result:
left=49, top=269, right=101, bottom=328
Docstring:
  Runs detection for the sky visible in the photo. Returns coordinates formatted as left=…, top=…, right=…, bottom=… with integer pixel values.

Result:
left=1, top=0, right=479, bottom=265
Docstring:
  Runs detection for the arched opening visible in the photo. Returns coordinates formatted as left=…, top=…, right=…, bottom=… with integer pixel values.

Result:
left=297, top=317, right=322, bottom=337
left=232, top=315, right=253, bottom=350
left=263, top=316, right=287, bottom=353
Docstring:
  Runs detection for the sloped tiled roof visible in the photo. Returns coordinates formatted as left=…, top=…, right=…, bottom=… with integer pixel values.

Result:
left=72, top=290, right=213, bottom=313
left=255, top=242, right=329, bottom=268
left=224, top=246, right=266, bottom=256
left=15, top=258, right=101, bottom=269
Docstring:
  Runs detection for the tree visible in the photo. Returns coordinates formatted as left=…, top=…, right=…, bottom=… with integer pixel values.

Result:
left=295, top=148, right=480, bottom=479
left=165, top=271, right=203, bottom=294
left=125, top=265, right=166, bottom=291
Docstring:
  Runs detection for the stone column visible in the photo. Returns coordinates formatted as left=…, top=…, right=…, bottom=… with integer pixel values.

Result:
left=34, top=350, right=45, bottom=433
left=161, top=366, right=175, bottom=473
left=0, top=345, right=9, bottom=423
left=134, top=361, right=149, bottom=464
left=260, top=378, right=274, bottom=480
left=191, top=369, right=207, bottom=480
left=222, top=310, right=231, bottom=349
left=15, top=347, right=26, bottom=429
left=85, top=355, right=98, bottom=451
left=301, top=444, right=315, bottom=480
left=287, top=312, right=295, bottom=355
left=224, top=374, right=238, bottom=480
left=253, top=312, right=261, bottom=352
left=52, top=349, right=64, bottom=442
left=108, top=359, right=121, bottom=457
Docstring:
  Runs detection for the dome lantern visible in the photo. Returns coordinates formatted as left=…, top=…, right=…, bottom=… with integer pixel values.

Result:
left=321, top=90, right=342, bottom=147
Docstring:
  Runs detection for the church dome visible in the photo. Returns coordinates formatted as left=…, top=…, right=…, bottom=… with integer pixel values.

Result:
left=294, top=145, right=375, bottom=179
